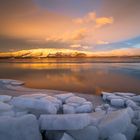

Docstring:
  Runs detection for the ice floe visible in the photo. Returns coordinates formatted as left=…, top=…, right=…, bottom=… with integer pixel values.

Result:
left=0, top=102, right=12, bottom=111
left=108, top=133, right=127, bottom=140
left=61, top=133, right=74, bottom=140
left=110, top=99, right=125, bottom=107
left=39, top=113, right=91, bottom=130
left=0, top=95, right=12, bottom=102
left=54, top=93, right=75, bottom=103
left=98, top=109, right=131, bottom=139
left=0, top=114, right=42, bottom=140
left=0, top=79, right=140, bottom=140
left=65, top=96, right=87, bottom=104
left=10, top=97, right=57, bottom=114
left=67, top=126, right=99, bottom=140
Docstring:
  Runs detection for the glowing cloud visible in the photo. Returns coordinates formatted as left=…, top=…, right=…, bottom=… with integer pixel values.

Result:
left=74, top=12, right=96, bottom=24
left=95, top=17, right=114, bottom=28
left=0, top=0, right=140, bottom=53
left=70, top=44, right=82, bottom=48
left=70, top=28, right=87, bottom=41
left=73, top=12, right=113, bottom=28
left=96, top=40, right=109, bottom=45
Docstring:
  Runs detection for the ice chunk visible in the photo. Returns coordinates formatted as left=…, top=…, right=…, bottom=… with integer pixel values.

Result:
left=75, top=104, right=93, bottom=113
left=0, top=114, right=42, bottom=140
left=65, top=96, right=87, bottom=104
left=125, top=107, right=135, bottom=119
left=103, top=104, right=110, bottom=109
left=123, top=124, right=137, bottom=140
left=39, top=113, right=90, bottom=130
left=133, top=119, right=140, bottom=129
left=0, top=102, right=12, bottom=112
left=66, top=102, right=79, bottom=108
left=99, top=109, right=131, bottom=139
left=1, top=79, right=24, bottom=86
left=82, top=101, right=93, bottom=106
left=95, top=107, right=103, bottom=112
left=101, top=92, right=113, bottom=100
left=1, top=79, right=12, bottom=84
left=41, top=96, right=62, bottom=110
left=107, top=95, right=125, bottom=101
left=125, top=100, right=138, bottom=109
left=1, top=79, right=17, bottom=84
left=19, top=93, right=47, bottom=99
left=107, top=107, right=118, bottom=112
left=15, top=111, right=28, bottom=117
left=41, top=96, right=62, bottom=105
left=89, top=111, right=106, bottom=126
left=108, top=133, right=127, bottom=140
left=63, top=105, right=76, bottom=114
left=0, top=110, right=15, bottom=117
left=0, top=95, right=12, bottom=102
left=131, top=95, right=140, bottom=102
left=67, top=126, right=99, bottom=140
left=61, top=133, right=74, bottom=140
left=12, top=107, right=28, bottom=117
left=114, top=92, right=136, bottom=97
left=11, top=81, right=24, bottom=86
left=54, top=93, right=75, bottom=103
left=110, top=99, right=125, bottom=107
left=101, top=92, right=113, bottom=96
left=10, top=97, right=57, bottom=114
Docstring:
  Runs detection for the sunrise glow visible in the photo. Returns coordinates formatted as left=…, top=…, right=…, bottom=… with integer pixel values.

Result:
left=0, top=0, right=140, bottom=56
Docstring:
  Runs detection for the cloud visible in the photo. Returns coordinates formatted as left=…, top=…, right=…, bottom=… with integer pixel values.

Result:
left=70, top=44, right=81, bottom=48
left=73, top=12, right=114, bottom=28
left=45, top=28, right=87, bottom=43
left=96, top=40, right=109, bottom=45
left=0, top=0, right=77, bottom=40
left=95, top=17, right=113, bottom=28
left=74, top=12, right=96, bottom=24
left=1, top=0, right=139, bottom=53
left=0, top=35, right=70, bottom=52
left=70, top=28, right=87, bottom=41
left=71, top=12, right=114, bottom=46
left=70, top=44, right=90, bottom=50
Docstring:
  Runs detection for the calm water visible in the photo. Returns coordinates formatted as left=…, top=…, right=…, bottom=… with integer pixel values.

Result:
left=0, top=58, right=140, bottom=95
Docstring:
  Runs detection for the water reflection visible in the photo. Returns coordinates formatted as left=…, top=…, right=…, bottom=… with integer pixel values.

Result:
left=0, top=62, right=140, bottom=95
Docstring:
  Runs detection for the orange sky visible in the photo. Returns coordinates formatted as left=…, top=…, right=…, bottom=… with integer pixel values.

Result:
left=0, top=0, right=140, bottom=55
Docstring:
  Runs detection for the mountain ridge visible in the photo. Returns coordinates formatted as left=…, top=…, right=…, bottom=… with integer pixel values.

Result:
left=0, top=48, right=140, bottom=58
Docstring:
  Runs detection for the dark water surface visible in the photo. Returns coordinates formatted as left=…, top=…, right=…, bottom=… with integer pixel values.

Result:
left=0, top=58, right=140, bottom=95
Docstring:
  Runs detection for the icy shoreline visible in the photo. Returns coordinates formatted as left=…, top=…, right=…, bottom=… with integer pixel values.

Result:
left=0, top=79, right=139, bottom=140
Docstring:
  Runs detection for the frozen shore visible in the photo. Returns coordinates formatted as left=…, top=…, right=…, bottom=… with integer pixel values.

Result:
left=0, top=79, right=139, bottom=140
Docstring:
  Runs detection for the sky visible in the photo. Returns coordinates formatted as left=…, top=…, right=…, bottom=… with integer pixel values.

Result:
left=0, top=0, right=140, bottom=55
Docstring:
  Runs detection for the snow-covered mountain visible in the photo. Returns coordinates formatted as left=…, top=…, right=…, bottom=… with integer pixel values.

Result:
left=0, top=49, right=89, bottom=58
left=0, top=48, right=140, bottom=58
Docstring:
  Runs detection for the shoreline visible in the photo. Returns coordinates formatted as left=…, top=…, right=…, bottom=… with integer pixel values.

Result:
left=0, top=79, right=139, bottom=140
left=0, top=79, right=104, bottom=107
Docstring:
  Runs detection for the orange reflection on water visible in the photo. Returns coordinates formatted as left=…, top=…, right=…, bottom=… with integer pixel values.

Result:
left=12, top=63, right=93, bottom=71
left=0, top=62, right=140, bottom=95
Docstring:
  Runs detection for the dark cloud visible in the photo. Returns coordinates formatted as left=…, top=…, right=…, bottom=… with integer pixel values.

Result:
left=0, top=36, right=70, bottom=52
left=0, top=0, right=36, bottom=16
